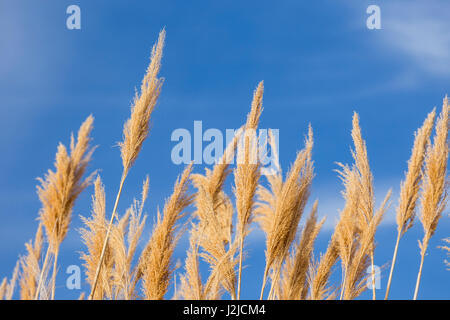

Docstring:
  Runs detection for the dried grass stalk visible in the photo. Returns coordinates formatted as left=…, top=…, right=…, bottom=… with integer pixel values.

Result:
left=0, top=278, right=6, bottom=300
left=414, top=96, right=449, bottom=300
left=190, top=179, right=238, bottom=299
left=19, top=224, right=44, bottom=300
left=334, top=114, right=391, bottom=300
left=349, top=112, right=378, bottom=299
left=341, top=191, right=391, bottom=300
left=334, top=165, right=361, bottom=297
left=0, top=262, right=19, bottom=300
left=119, top=30, right=165, bottom=172
left=80, top=176, right=114, bottom=299
left=385, top=110, right=435, bottom=299
left=110, top=178, right=148, bottom=299
left=308, top=245, right=339, bottom=300
left=178, top=129, right=242, bottom=300
left=279, top=201, right=325, bottom=300
left=36, top=115, right=95, bottom=299
left=234, top=81, right=264, bottom=299
left=178, top=227, right=227, bottom=300
left=256, top=126, right=314, bottom=299
left=141, top=164, right=193, bottom=300
left=189, top=132, right=245, bottom=299
left=178, top=232, right=205, bottom=300
left=89, top=29, right=165, bottom=300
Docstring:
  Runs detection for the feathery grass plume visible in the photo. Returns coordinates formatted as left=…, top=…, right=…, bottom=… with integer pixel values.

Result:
left=190, top=133, right=244, bottom=299
left=414, top=96, right=449, bottom=300
left=19, top=224, right=44, bottom=300
left=204, top=194, right=237, bottom=297
left=0, top=278, right=7, bottom=300
left=308, top=251, right=339, bottom=300
left=178, top=227, right=224, bottom=300
left=35, top=115, right=95, bottom=300
left=334, top=165, right=361, bottom=300
left=385, top=110, right=435, bottom=299
left=334, top=114, right=392, bottom=300
left=179, top=131, right=242, bottom=300
left=349, top=112, right=379, bottom=299
left=202, top=245, right=237, bottom=300
left=8, top=262, right=20, bottom=300
left=89, top=30, right=165, bottom=300
left=254, top=130, right=284, bottom=298
left=308, top=243, right=339, bottom=300
left=309, top=166, right=362, bottom=301
left=110, top=177, right=148, bottom=299
left=178, top=232, right=205, bottom=300
left=279, top=201, right=325, bottom=300
left=256, top=126, right=314, bottom=299
left=234, top=81, right=264, bottom=299
left=190, top=179, right=237, bottom=299
left=185, top=107, right=249, bottom=300
left=341, top=191, right=391, bottom=300
left=80, top=176, right=115, bottom=299
left=190, top=121, right=241, bottom=213
left=123, top=178, right=149, bottom=297
left=141, top=163, right=193, bottom=300
left=0, top=262, right=19, bottom=300
left=109, top=209, right=131, bottom=299
left=254, top=130, right=282, bottom=235
left=190, top=133, right=240, bottom=234
left=304, top=149, right=345, bottom=301
left=119, top=30, right=165, bottom=172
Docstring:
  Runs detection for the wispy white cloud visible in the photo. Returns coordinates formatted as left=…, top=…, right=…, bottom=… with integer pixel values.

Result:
left=374, top=1, right=450, bottom=78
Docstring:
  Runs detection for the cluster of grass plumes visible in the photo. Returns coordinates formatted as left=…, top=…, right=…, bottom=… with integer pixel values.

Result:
left=35, top=115, right=96, bottom=299
left=1, top=30, right=449, bottom=300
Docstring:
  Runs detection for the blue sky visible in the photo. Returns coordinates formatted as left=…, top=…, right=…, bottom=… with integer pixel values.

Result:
left=0, top=0, right=449, bottom=299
